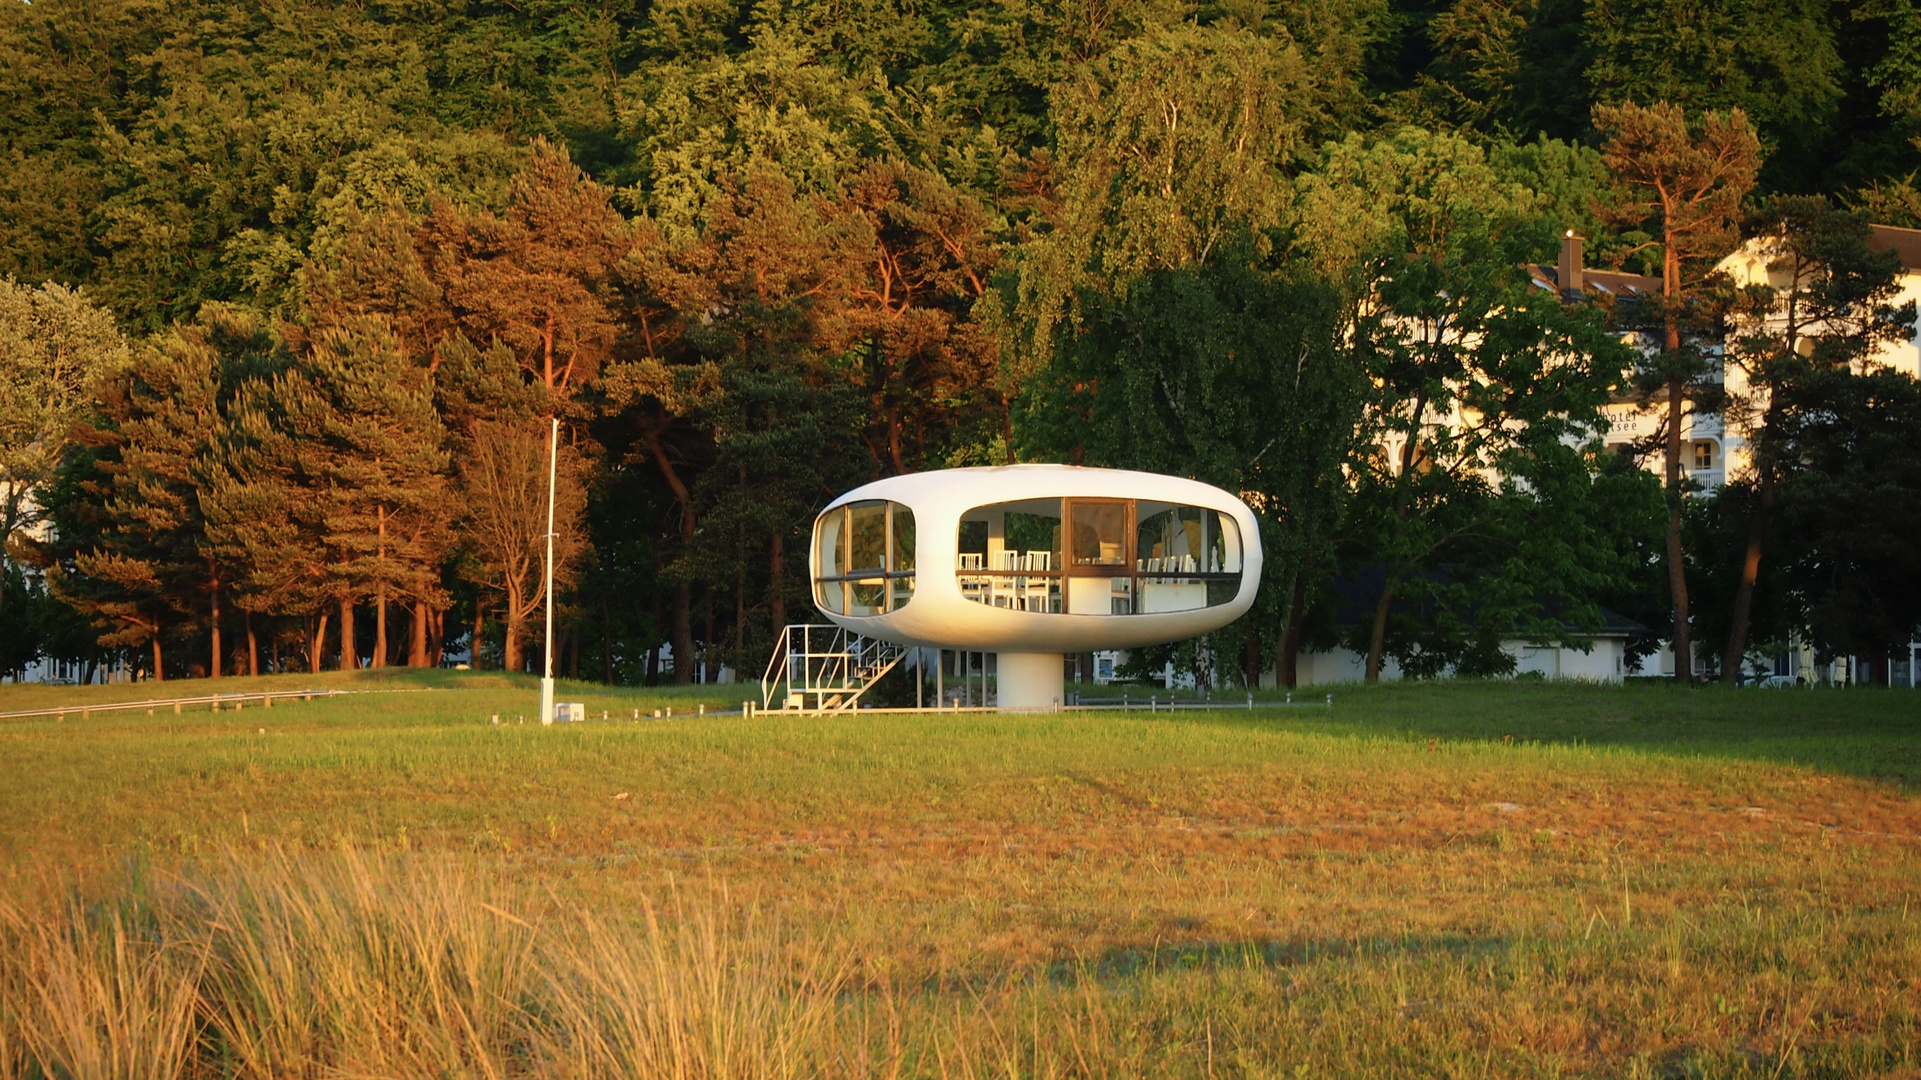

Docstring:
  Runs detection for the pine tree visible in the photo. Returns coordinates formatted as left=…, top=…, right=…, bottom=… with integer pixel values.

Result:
left=842, top=162, right=1002, bottom=474
left=1596, top=101, right=1761, bottom=683
left=608, top=165, right=867, bottom=680
left=303, top=201, right=452, bottom=371
left=302, top=202, right=462, bottom=666
left=198, top=310, right=330, bottom=672
left=257, top=318, right=451, bottom=670
left=420, top=139, right=630, bottom=398
left=50, top=321, right=226, bottom=679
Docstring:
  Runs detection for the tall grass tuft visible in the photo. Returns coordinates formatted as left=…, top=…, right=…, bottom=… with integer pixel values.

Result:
left=2, top=848, right=1916, bottom=1078
left=536, top=888, right=851, bottom=1079
left=167, top=845, right=539, bottom=1078
left=0, top=850, right=850, bottom=1080
left=0, top=879, right=202, bottom=1080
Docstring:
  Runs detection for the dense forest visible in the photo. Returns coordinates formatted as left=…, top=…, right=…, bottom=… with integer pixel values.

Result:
left=1, top=0, right=1918, bottom=687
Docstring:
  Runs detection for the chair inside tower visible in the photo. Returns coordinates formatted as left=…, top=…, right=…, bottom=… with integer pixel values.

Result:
left=954, top=498, right=1240, bottom=615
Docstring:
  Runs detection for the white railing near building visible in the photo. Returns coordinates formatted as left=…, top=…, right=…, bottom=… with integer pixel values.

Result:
left=760, top=624, right=907, bottom=714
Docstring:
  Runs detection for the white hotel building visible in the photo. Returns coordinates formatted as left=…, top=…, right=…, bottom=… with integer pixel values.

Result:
left=1270, top=226, right=1921, bottom=688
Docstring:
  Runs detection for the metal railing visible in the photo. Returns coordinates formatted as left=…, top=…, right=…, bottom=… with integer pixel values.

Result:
left=760, top=624, right=907, bottom=714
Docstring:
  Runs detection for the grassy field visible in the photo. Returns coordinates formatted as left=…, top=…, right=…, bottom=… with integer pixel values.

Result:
left=1, top=670, right=1917, bottom=1078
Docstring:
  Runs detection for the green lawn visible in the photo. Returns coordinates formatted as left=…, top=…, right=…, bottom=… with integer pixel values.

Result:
left=1, top=672, right=1917, bottom=1077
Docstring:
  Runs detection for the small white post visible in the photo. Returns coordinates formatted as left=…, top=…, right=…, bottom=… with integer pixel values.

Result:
left=540, top=416, right=558, bottom=726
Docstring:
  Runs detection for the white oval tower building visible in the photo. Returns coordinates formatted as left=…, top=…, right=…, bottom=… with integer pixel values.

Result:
left=810, top=465, right=1263, bottom=708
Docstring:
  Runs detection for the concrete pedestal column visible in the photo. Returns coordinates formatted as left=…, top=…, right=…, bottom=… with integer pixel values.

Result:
left=997, top=651, right=1064, bottom=710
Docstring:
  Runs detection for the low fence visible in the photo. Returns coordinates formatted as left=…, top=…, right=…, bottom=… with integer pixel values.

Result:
left=0, top=687, right=1331, bottom=724
left=0, top=687, right=443, bottom=722
left=738, top=692, right=1334, bottom=718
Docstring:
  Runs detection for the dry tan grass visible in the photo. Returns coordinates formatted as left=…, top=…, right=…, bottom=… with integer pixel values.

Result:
left=3, top=682, right=1918, bottom=1076
left=0, top=846, right=1917, bottom=1079
left=0, top=850, right=865, bottom=1080
left=0, top=882, right=201, bottom=1080
left=534, top=887, right=853, bottom=1080
left=171, top=846, right=536, bottom=1078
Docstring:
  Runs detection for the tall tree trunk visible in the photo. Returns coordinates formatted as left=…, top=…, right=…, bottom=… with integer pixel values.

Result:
left=1365, top=575, right=1396, bottom=682
left=646, top=432, right=697, bottom=686
left=309, top=613, right=328, bottom=674
left=602, top=592, right=614, bottom=685
left=150, top=626, right=164, bottom=682
left=373, top=507, right=388, bottom=668
left=1663, top=378, right=1693, bottom=683
left=671, top=581, right=693, bottom=685
left=410, top=596, right=430, bottom=667
left=428, top=604, right=444, bottom=669
left=1658, top=218, right=1695, bottom=686
left=373, top=586, right=388, bottom=669
left=887, top=402, right=905, bottom=474
left=246, top=610, right=258, bottom=677
left=735, top=557, right=746, bottom=656
left=1277, top=573, right=1306, bottom=689
left=1721, top=468, right=1774, bottom=683
left=505, top=609, right=524, bottom=673
left=770, top=531, right=787, bottom=632
left=339, top=597, right=358, bottom=671
left=209, top=580, right=222, bottom=679
left=472, top=600, right=485, bottom=670
left=542, top=315, right=556, bottom=389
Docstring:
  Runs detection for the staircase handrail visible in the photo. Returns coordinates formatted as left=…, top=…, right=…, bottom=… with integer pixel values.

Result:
left=759, top=623, right=908, bottom=713
left=760, top=623, right=794, bottom=708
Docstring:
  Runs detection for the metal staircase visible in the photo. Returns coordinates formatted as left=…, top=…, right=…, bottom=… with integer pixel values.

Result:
left=760, top=624, right=908, bottom=714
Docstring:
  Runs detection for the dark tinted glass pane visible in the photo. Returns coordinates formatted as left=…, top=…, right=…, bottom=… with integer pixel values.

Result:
left=891, top=505, right=915, bottom=571
left=850, top=580, right=887, bottom=616
left=1004, top=509, right=1061, bottom=557
left=1071, top=502, right=1128, bottom=565
left=1137, top=506, right=1204, bottom=571
left=849, top=502, right=886, bottom=572
left=817, top=509, right=845, bottom=576
left=1203, top=510, right=1233, bottom=572
left=816, top=579, right=844, bottom=615
left=957, top=519, right=988, bottom=558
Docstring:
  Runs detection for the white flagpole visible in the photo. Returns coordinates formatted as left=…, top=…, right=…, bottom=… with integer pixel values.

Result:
left=540, top=416, right=558, bottom=725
